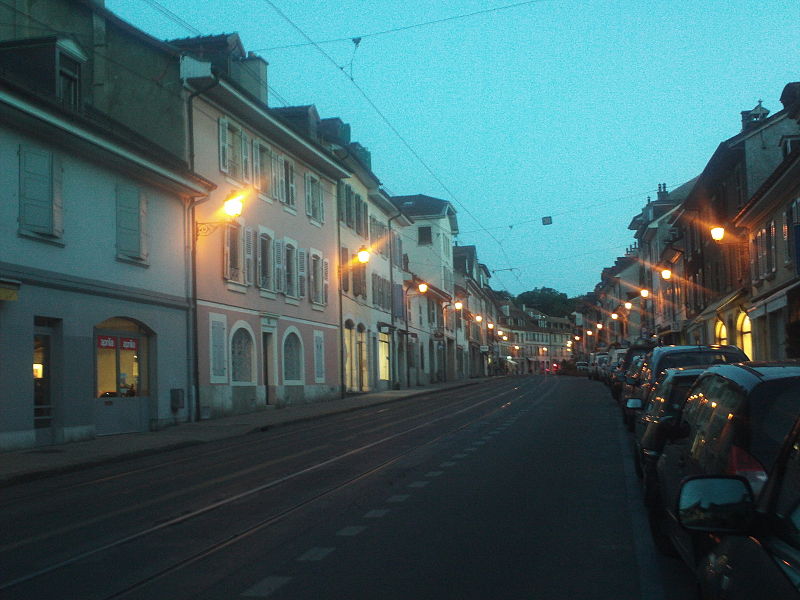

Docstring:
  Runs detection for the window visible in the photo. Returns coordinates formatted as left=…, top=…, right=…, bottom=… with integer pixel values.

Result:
left=785, top=198, right=800, bottom=264
left=314, top=331, right=325, bottom=382
left=309, top=252, right=329, bottom=305
left=115, top=184, right=147, bottom=262
left=370, top=217, right=389, bottom=257
left=224, top=224, right=244, bottom=283
left=58, top=53, right=80, bottom=109
left=231, top=328, right=254, bottom=383
left=715, top=320, right=728, bottom=345
left=253, top=141, right=272, bottom=198
left=283, top=332, right=302, bottom=382
left=210, top=314, right=227, bottom=383
left=283, top=158, right=296, bottom=207
left=18, top=146, right=63, bottom=239
left=218, top=118, right=249, bottom=182
left=738, top=312, right=753, bottom=359
left=258, top=232, right=273, bottom=290
left=304, top=174, right=324, bottom=222
left=95, top=317, right=148, bottom=398
left=419, top=226, right=432, bottom=245
left=752, top=221, right=778, bottom=281
left=379, top=332, right=390, bottom=380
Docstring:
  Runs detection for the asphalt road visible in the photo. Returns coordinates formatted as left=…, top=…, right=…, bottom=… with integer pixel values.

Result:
left=0, top=376, right=697, bottom=600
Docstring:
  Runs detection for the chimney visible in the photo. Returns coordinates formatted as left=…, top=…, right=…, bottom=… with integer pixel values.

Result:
left=741, top=100, right=770, bottom=131
left=656, top=183, right=669, bottom=202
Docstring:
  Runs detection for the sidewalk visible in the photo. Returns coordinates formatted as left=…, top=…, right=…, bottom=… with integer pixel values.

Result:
left=0, top=378, right=490, bottom=488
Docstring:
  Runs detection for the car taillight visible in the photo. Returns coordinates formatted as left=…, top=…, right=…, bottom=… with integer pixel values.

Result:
left=726, top=445, right=767, bottom=495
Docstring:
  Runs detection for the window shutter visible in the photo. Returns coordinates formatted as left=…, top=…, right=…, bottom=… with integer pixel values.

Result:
left=286, top=161, right=295, bottom=206
left=323, top=258, right=330, bottom=304
left=244, top=227, right=255, bottom=285
left=345, top=186, right=354, bottom=227
left=52, top=154, right=64, bottom=238
left=256, top=234, right=265, bottom=288
left=19, top=146, right=54, bottom=234
left=371, top=272, right=378, bottom=306
left=252, top=142, right=261, bottom=190
left=218, top=117, right=229, bottom=173
left=337, top=181, right=345, bottom=222
left=340, top=247, right=350, bottom=292
left=769, top=220, right=777, bottom=272
left=304, top=173, right=313, bottom=217
left=273, top=238, right=285, bottom=292
left=297, top=248, right=307, bottom=298
left=223, top=226, right=232, bottom=280
left=318, top=181, right=325, bottom=223
left=241, top=132, right=251, bottom=182
left=211, top=319, right=227, bottom=378
left=116, top=183, right=141, bottom=258
left=139, top=190, right=148, bottom=260
left=271, top=152, right=282, bottom=201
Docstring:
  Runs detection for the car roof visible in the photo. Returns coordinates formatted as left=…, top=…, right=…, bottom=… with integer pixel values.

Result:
left=649, top=344, right=745, bottom=357
left=699, top=361, right=800, bottom=389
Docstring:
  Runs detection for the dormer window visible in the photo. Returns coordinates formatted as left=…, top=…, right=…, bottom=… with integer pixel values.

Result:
left=781, top=136, right=800, bottom=159
left=58, top=53, right=80, bottom=109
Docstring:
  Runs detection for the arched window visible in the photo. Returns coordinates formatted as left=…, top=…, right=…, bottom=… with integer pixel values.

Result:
left=715, top=319, right=728, bottom=345
left=231, top=328, right=254, bottom=383
left=737, top=312, right=753, bottom=359
left=283, top=332, right=302, bottom=382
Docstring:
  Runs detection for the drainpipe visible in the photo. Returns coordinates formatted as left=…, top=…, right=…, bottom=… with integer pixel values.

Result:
left=187, top=73, right=220, bottom=421
left=388, top=209, right=403, bottom=388
left=337, top=192, right=346, bottom=398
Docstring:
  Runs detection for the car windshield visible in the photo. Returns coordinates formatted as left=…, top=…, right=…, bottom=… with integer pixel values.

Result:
left=659, top=351, right=746, bottom=370
left=747, top=379, right=800, bottom=470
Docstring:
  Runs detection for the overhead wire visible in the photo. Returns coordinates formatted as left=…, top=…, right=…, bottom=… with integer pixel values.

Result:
left=255, top=0, right=550, bottom=51
left=255, top=0, right=520, bottom=292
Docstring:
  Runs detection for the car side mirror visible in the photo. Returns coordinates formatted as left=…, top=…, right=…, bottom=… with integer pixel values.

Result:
left=677, top=476, right=754, bottom=534
left=625, top=398, right=643, bottom=410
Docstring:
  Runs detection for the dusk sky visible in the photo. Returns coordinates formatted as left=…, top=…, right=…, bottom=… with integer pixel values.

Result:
left=106, top=0, right=800, bottom=298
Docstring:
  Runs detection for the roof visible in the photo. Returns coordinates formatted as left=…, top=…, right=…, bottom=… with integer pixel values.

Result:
left=391, top=194, right=454, bottom=217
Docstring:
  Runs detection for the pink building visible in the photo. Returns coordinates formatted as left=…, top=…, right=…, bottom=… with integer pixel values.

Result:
left=177, top=35, right=348, bottom=415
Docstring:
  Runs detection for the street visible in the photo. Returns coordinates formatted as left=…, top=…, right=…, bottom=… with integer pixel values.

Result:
left=0, top=376, right=696, bottom=599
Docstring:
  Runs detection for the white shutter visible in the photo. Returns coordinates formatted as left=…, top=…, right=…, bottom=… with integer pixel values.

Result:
left=297, top=248, right=307, bottom=298
left=323, top=258, right=330, bottom=305
left=252, top=142, right=261, bottom=190
left=318, top=181, right=324, bottom=223
left=19, top=146, right=54, bottom=234
left=273, top=239, right=285, bottom=292
left=223, top=226, right=232, bottom=280
left=241, top=132, right=251, bottom=182
left=245, top=227, right=255, bottom=285
left=304, top=174, right=313, bottom=217
left=116, top=184, right=141, bottom=258
left=218, top=117, right=229, bottom=173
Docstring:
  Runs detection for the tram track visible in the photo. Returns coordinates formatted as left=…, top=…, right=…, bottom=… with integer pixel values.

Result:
left=1, top=379, right=545, bottom=598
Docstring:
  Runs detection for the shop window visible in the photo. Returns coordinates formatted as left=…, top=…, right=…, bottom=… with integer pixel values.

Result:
left=379, top=332, right=390, bottom=381
left=95, top=317, right=148, bottom=398
left=738, top=312, right=753, bottom=359
left=715, top=320, right=728, bottom=345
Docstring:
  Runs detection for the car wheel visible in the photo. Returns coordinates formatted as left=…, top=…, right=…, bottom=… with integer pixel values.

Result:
left=647, top=503, right=678, bottom=557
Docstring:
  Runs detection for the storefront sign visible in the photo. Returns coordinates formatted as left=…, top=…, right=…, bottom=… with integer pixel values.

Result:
left=97, top=335, right=117, bottom=349
left=119, top=337, right=138, bottom=351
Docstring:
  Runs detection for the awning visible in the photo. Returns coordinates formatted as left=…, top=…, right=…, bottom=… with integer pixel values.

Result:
left=748, top=280, right=800, bottom=318
left=696, top=288, right=746, bottom=322
left=0, top=278, right=20, bottom=301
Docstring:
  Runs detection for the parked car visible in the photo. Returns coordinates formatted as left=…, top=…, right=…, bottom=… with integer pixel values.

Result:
left=575, top=361, right=589, bottom=373
left=630, top=366, right=705, bottom=503
left=610, top=342, right=654, bottom=400
left=651, top=362, right=800, bottom=565
left=622, top=345, right=749, bottom=430
left=676, top=422, right=800, bottom=600
left=588, top=352, right=609, bottom=380
left=603, top=348, right=628, bottom=386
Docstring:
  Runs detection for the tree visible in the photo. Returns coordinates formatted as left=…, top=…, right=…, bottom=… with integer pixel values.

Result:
left=516, top=287, right=573, bottom=317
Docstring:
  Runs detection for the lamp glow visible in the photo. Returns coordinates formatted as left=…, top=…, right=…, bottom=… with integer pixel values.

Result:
left=223, top=192, right=244, bottom=217
left=624, top=301, right=633, bottom=310
left=587, top=330, right=593, bottom=336
left=596, top=323, right=603, bottom=329
left=418, top=283, right=428, bottom=293
left=661, top=269, right=672, bottom=280
left=475, top=315, right=483, bottom=322
left=357, top=246, right=370, bottom=263
left=710, top=226, right=725, bottom=241
left=487, top=323, right=494, bottom=329
left=454, top=301, right=463, bottom=310
left=640, top=289, right=650, bottom=298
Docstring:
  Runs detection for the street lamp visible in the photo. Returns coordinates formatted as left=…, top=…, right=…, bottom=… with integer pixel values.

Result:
left=640, top=289, right=650, bottom=298
left=475, top=315, right=483, bottom=322
left=611, top=313, right=618, bottom=320
left=661, top=268, right=672, bottom=280
left=624, top=301, right=633, bottom=310
left=454, top=301, right=463, bottom=310
left=197, top=189, right=246, bottom=236
left=710, top=226, right=725, bottom=241
left=417, top=282, right=428, bottom=293
left=487, top=323, right=494, bottom=329
left=357, top=246, right=371, bottom=264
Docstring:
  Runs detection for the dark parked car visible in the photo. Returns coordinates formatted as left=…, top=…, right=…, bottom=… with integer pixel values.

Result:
left=630, top=366, right=705, bottom=502
left=651, top=362, right=800, bottom=565
left=676, top=401, right=800, bottom=599
left=622, top=345, right=749, bottom=430
left=610, top=342, right=654, bottom=400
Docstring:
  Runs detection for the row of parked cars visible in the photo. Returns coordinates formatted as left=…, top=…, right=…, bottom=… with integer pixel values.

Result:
left=593, top=342, right=800, bottom=599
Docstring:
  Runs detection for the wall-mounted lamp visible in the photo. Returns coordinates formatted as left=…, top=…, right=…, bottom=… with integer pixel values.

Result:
left=710, top=226, right=725, bottom=241
left=454, top=301, right=463, bottom=310
left=475, top=315, right=483, bottom=322
left=624, top=301, right=633, bottom=310
left=197, top=189, right=246, bottom=237
left=640, top=289, right=650, bottom=298
left=417, top=283, right=428, bottom=293
left=611, top=313, right=619, bottom=320
left=357, top=246, right=371, bottom=263
left=661, top=269, right=672, bottom=280
left=596, top=323, right=603, bottom=330
left=587, top=330, right=593, bottom=336
left=487, top=322, right=494, bottom=329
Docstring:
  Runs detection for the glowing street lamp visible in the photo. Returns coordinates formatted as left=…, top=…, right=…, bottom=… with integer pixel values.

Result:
left=624, top=301, right=633, bottom=310
left=611, top=313, right=619, bottom=320
left=487, top=323, right=494, bottom=329
left=454, top=301, right=463, bottom=310
left=357, top=246, right=371, bottom=263
left=417, top=282, right=428, bottom=293
left=661, top=269, right=672, bottom=280
left=640, top=289, right=650, bottom=298
left=586, top=330, right=593, bottom=336
left=710, top=226, right=725, bottom=241
left=475, top=315, right=483, bottom=322
left=596, top=323, right=603, bottom=330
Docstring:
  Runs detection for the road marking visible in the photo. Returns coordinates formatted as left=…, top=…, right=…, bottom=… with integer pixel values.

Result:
left=337, top=526, right=366, bottom=536
left=425, top=470, right=444, bottom=477
left=408, top=481, right=429, bottom=488
left=364, top=509, right=390, bottom=518
left=298, top=547, right=335, bottom=562
left=388, top=494, right=410, bottom=503
left=241, top=576, right=292, bottom=597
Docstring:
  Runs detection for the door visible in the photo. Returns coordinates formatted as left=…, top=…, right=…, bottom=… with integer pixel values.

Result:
left=262, top=332, right=272, bottom=404
left=33, top=330, right=54, bottom=445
